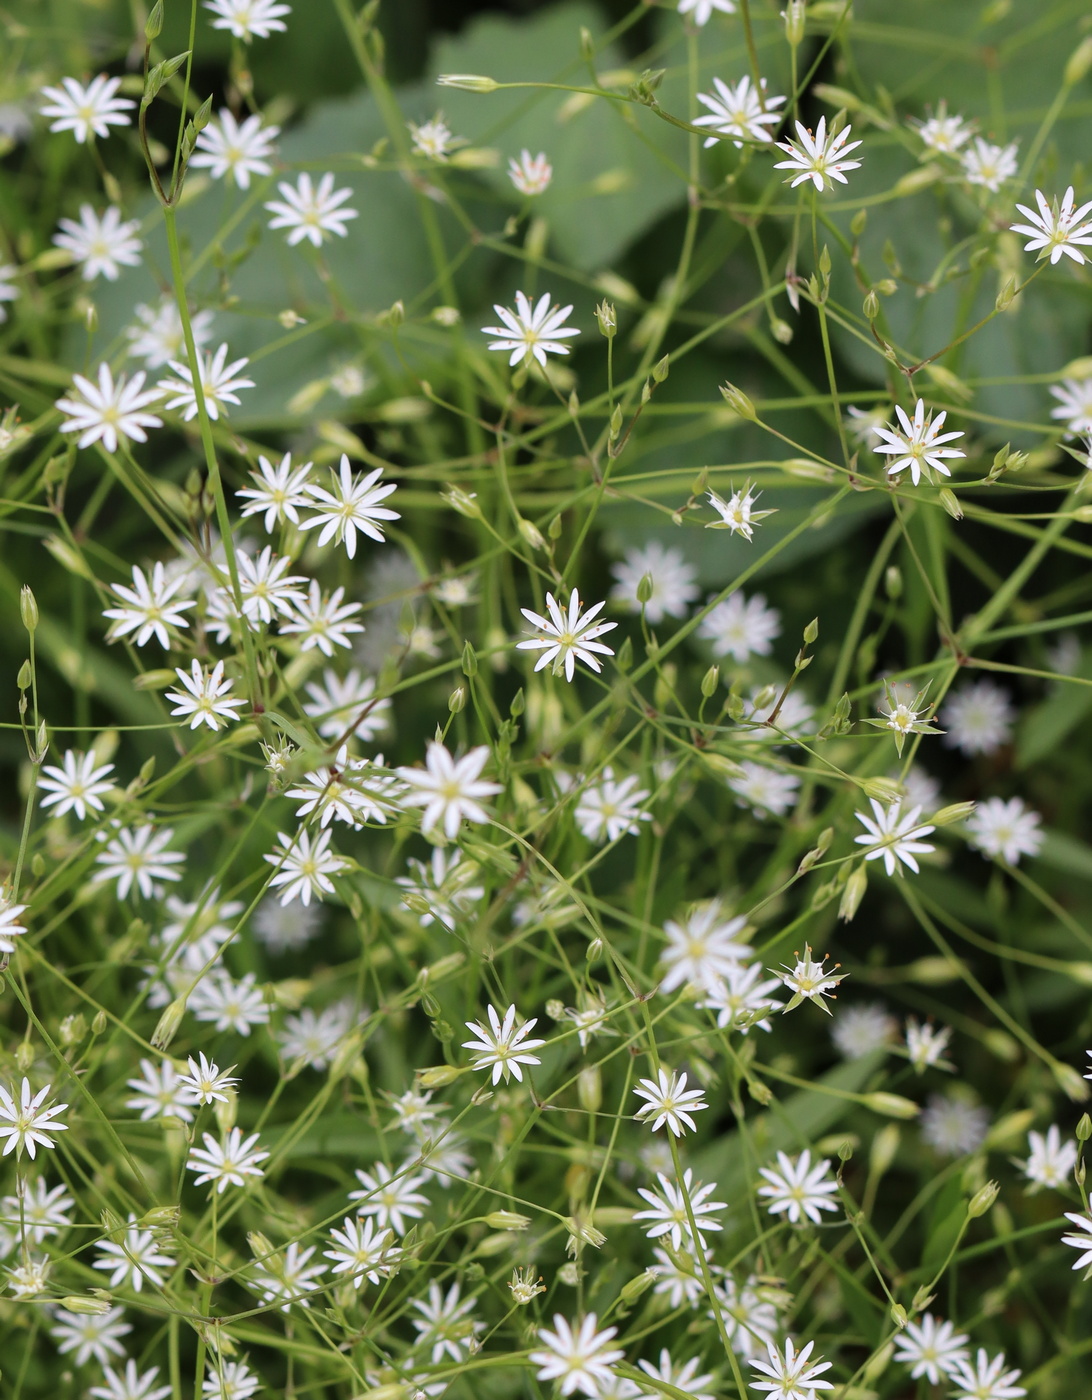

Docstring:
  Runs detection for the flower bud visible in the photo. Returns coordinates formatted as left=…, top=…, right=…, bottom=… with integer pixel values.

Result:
left=862, top=1092, right=919, bottom=1120
left=619, top=1269, right=657, bottom=1304
left=938, top=488, right=963, bottom=520
left=803, top=617, right=819, bottom=645
left=462, top=640, right=478, bottom=677
left=61, top=1294, right=113, bottom=1315
left=1066, top=35, right=1092, bottom=86
left=578, top=1065, right=602, bottom=1114
left=484, top=1210, right=531, bottom=1230
left=1053, top=1061, right=1091, bottom=1102
left=1077, top=1113, right=1092, bottom=1142
left=701, top=664, right=719, bottom=698
left=436, top=73, right=499, bottom=92
left=595, top=300, right=617, bottom=338
left=16, top=660, right=31, bottom=691
left=214, top=1090, right=237, bottom=1135
left=784, top=0, right=807, bottom=46
left=518, top=517, right=547, bottom=551
left=418, top=1064, right=463, bottom=1088
left=448, top=685, right=466, bottom=714
left=151, top=997, right=187, bottom=1050
left=863, top=289, right=879, bottom=320
left=145, top=0, right=165, bottom=40
left=870, top=1124, right=900, bottom=1178
left=838, top=865, right=868, bottom=922
left=442, top=487, right=481, bottom=519
left=20, top=586, right=38, bottom=634
left=967, top=1179, right=1000, bottom=1218
left=889, top=1302, right=907, bottom=1329
left=720, top=382, right=757, bottom=420
left=636, top=572, right=655, bottom=605
left=995, top=273, right=1017, bottom=312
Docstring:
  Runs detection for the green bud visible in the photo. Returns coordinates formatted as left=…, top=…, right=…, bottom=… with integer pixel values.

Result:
left=803, top=617, right=819, bottom=645
left=548, top=513, right=564, bottom=540
left=1065, top=35, right=1092, bottom=86
left=609, top=404, right=623, bottom=439
left=568, top=390, right=580, bottom=417
left=701, top=664, right=719, bottom=698
left=995, top=273, right=1017, bottom=311
left=388, top=299, right=405, bottom=327
left=462, top=640, right=478, bottom=677
left=967, top=1179, right=1000, bottom=1218
left=510, top=687, right=525, bottom=718
left=579, top=25, right=595, bottom=62
left=884, top=564, right=902, bottom=599
left=448, top=686, right=466, bottom=713
left=151, top=997, right=186, bottom=1050
left=636, top=572, right=654, bottom=605
left=577, top=1065, right=602, bottom=1113
left=91, top=1009, right=108, bottom=1035
left=16, top=660, right=31, bottom=691
left=783, top=0, right=806, bottom=45
left=143, top=50, right=191, bottom=107
left=1077, top=1114, right=1092, bottom=1142
left=518, top=517, right=546, bottom=551
left=850, top=207, right=868, bottom=237
left=863, top=289, right=879, bottom=320
left=890, top=1302, right=908, bottom=1329
left=615, top=635, right=633, bottom=671
left=720, top=382, right=757, bottom=420
left=145, top=0, right=165, bottom=41
left=484, top=1209, right=531, bottom=1230
left=418, top=1064, right=463, bottom=1088
left=839, top=866, right=868, bottom=922
left=435, top=73, right=499, bottom=92
left=595, top=300, right=617, bottom=338
left=932, top=801, right=976, bottom=827
left=20, top=586, right=38, bottom=633
left=870, top=1124, right=900, bottom=1178
left=938, top=488, right=963, bottom=520
left=618, top=1269, right=657, bottom=1304
left=61, top=1295, right=113, bottom=1315
left=652, top=354, right=670, bottom=383
left=863, top=1092, right=920, bottom=1120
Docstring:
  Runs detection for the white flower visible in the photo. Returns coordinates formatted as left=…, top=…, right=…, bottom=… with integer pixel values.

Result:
left=264, top=828, right=348, bottom=906
left=941, top=680, right=1014, bottom=756
left=947, top=1349, right=1026, bottom=1400
left=694, top=75, right=785, bottom=148
left=277, top=1002, right=354, bottom=1070
left=126, top=299, right=216, bottom=368
left=157, top=342, right=254, bottom=421
left=518, top=588, right=617, bottom=681
left=529, top=1314, right=625, bottom=1397
left=179, top=1053, right=238, bottom=1106
left=610, top=541, right=699, bottom=623
left=1023, top=1125, right=1077, bottom=1191
left=699, top=961, right=783, bottom=1032
left=323, top=1215, right=397, bottom=1288
left=0, top=1175, right=73, bottom=1243
left=634, top=1168, right=726, bottom=1251
left=411, top=1280, right=483, bottom=1362
left=191, top=972, right=270, bottom=1034
left=265, top=172, right=359, bottom=246
left=5, top=1255, right=51, bottom=1298
left=38, top=749, right=115, bottom=819
left=1062, top=1210, right=1092, bottom=1269
left=90, top=1360, right=172, bottom=1400
left=914, top=104, right=975, bottom=156
left=706, top=484, right=772, bottom=539
left=659, top=901, right=752, bottom=994
left=774, top=116, right=863, bottom=191
left=575, top=769, right=651, bottom=842
left=678, top=0, right=736, bottom=22
left=103, top=562, right=196, bottom=648
left=288, top=747, right=401, bottom=829
left=961, top=136, right=1018, bottom=191
left=53, top=204, right=142, bottom=280
left=186, top=1127, right=269, bottom=1192
left=831, top=1003, right=896, bottom=1059
left=776, top=945, right=846, bottom=1012
left=0, top=892, right=27, bottom=955
left=508, top=149, right=553, bottom=195
left=872, top=398, right=966, bottom=485
left=50, top=1306, right=131, bottom=1367
left=921, top=1093, right=989, bottom=1156
left=190, top=109, right=280, bottom=187
left=301, top=455, right=400, bottom=557
left=396, top=847, right=483, bottom=929
left=1050, top=376, right=1092, bottom=434
left=93, top=824, right=185, bottom=899
left=166, top=659, right=246, bottom=731
left=0, top=1078, right=67, bottom=1159
left=56, top=363, right=163, bottom=453
left=253, top=895, right=321, bottom=952
left=699, top=591, right=780, bottom=660
left=250, top=1240, right=326, bottom=1311
left=632, top=1068, right=708, bottom=1136
left=278, top=580, right=365, bottom=655
left=853, top=798, right=935, bottom=875
left=350, top=1162, right=430, bottom=1236
left=749, top=1338, right=834, bottom=1400
left=893, top=1313, right=969, bottom=1383
left=231, top=545, right=309, bottom=626
left=397, top=741, right=501, bottom=838
left=638, top=1351, right=715, bottom=1400
left=905, top=1018, right=953, bottom=1073
left=94, top=1215, right=174, bottom=1291
left=302, top=668, right=389, bottom=742
left=756, top=1148, right=838, bottom=1224
left=125, top=1057, right=196, bottom=1122
left=205, top=0, right=291, bottom=40
left=708, top=1272, right=782, bottom=1359
left=39, top=74, right=134, bottom=142
left=410, top=114, right=458, bottom=160
left=462, top=1002, right=545, bottom=1084
left=482, top=291, right=580, bottom=368
left=203, top=1360, right=261, bottom=1400
left=728, top=760, right=800, bottom=818
left=1010, top=186, right=1092, bottom=265
left=966, top=795, right=1042, bottom=864
left=237, top=452, right=314, bottom=531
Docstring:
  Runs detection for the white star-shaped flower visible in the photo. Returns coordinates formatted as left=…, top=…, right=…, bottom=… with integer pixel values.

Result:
left=517, top=589, right=617, bottom=681
left=482, top=290, right=580, bottom=368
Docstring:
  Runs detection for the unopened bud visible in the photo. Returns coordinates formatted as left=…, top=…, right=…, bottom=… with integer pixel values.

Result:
left=388, top=299, right=405, bottom=327
left=418, top=1064, right=463, bottom=1088
left=577, top=1065, right=602, bottom=1114
left=484, top=1210, right=531, bottom=1230
left=518, top=518, right=546, bottom=551
left=442, top=486, right=481, bottom=519
left=448, top=685, right=466, bottom=713
left=720, top=382, right=757, bottom=420
left=462, top=640, right=477, bottom=677
left=151, top=997, right=186, bottom=1050
left=1053, top=1061, right=1091, bottom=1102
left=636, top=572, right=654, bottom=605
left=967, top=1179, right=1000, bottom=1218
left=884, top=564, right=902, bottom=599
left=214, top=1090, right=237, bottom=1135
left=870, top=1124, right=900, bottom=1178
left=838, top=866, right=868, bottom=922
left=932, top=801, right=976, bottom=827
left=16, top=660, right=31, bottom=691
left=436, top=73, right=499, bottom=92
left=863, top=289, right=879, bottom=320
left=619, top=1269, right=657, bottom=1303
left=995, top=274, right=1017, bottom=312
left=145, top=0, right=165, bottom=40
left=1065, top=35, right=1092, bottom=87
left=863, top=1092, right=920, bottom=1120
left=783, top=0, right=806, bottom=46
left=652, top=354, right=670, bottom=383
left=61, top=1294, right=113, bottom=1315
left=20, top=586, right=38, bottom=633
left=889, top=1302, right=908, bottom=1329
left=1078, top=1114, right=1092, bottom=1142
left=803, top=617, right=819, bottom=645
left=586, top=938, right=602, bottom=962
left=701, top=664, right=719, bottom=698
left=938, top=487, right=963, bottom=520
